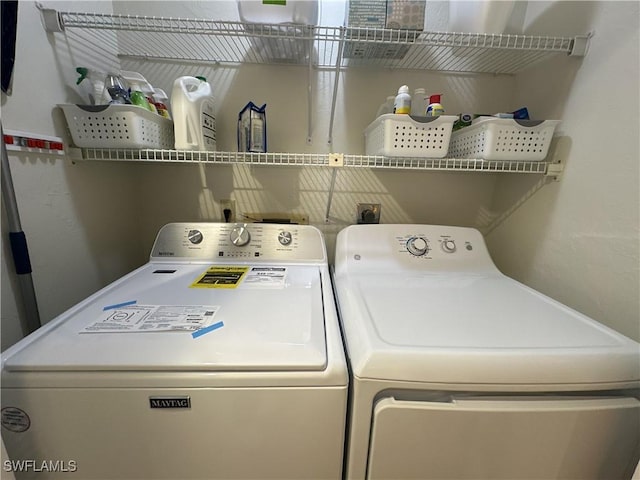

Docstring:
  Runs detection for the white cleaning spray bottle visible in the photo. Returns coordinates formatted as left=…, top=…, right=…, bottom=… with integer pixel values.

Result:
left=75, top=67, right=111, bottom=105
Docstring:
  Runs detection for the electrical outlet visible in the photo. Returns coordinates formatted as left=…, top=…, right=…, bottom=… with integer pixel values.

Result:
left=220, top=199, right=236, bottom=223
left=357, top=203, right=381, bottom=224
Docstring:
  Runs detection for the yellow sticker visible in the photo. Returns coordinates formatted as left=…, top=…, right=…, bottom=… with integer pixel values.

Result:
left=190, top=266, right=249, bottom=289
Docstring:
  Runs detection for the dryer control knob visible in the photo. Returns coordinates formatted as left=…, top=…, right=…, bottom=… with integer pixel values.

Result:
left=407, top=237, right=429, bottom=256
left=278, top=231, right=292, bottom=246
left=442, top=239, right=457, bottom=253
left=230, top=225, right=251, bottom=247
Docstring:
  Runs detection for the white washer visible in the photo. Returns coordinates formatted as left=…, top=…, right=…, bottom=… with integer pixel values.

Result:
left=2, top=223, right=348, bottom=479
left=333, top=224, right=640, bottom=480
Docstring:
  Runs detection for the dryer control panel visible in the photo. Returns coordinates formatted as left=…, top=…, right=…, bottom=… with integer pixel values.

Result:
left=394, top=232, right=470, bottom=259
left=151, top=222, right=326, bottom=263
left=334, top=224, right=498, bottom=274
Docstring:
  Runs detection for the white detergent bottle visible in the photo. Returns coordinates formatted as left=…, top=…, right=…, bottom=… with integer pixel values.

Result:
left=393, top=85, right=411, bottom=114
left=171, top=76, right=217, bottom=151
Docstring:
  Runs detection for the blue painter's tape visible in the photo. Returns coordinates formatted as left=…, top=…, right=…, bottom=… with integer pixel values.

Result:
left=192, top=321, right=224, bottom=339
left=103, top=300, right=137, bottom=311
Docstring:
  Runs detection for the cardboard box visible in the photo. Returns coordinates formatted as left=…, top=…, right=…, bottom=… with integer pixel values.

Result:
left=345, top=0, right=424, bottom=59
left=347, top=0, right=425, bottom=30
left=385, top=0, right=426, bottom=30
left=347, top=0, right=387, bottom=29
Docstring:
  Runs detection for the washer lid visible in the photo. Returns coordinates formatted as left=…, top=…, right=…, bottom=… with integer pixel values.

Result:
left=336, top=274, right=640, bottom=386
left=4, top=264, right=327, bottom=372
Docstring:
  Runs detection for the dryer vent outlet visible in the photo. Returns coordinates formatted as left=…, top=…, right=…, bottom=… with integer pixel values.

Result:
left=220, top=200, right=235, bottom=223
left=357, top=203, right=381, bottom=224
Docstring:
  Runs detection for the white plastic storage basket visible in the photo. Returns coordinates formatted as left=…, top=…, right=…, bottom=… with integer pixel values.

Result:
left=448, top=118, right=560, bottom=161
left=59, top=104, right=174, bottom=149
left=365, top=114, right=457, bottom=158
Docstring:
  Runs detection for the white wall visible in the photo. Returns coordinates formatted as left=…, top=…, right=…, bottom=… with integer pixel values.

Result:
left=1, top=1, right=146, bottom=350
left=487, top=1, right=640, bottom=341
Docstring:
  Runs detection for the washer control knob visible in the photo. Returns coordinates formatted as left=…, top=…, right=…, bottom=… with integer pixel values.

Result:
left=230, top=225, right=251, bottom=247
left=407, top=237, right=429, bottom=256
left=188, top=229, right=204, bottom=245
left=442, top=239, right=457, bottom=253
left=278, top=231, right=293, bottom=246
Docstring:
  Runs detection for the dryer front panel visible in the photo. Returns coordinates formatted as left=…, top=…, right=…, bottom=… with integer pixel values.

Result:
left=367, top=395, right=640, bottom=480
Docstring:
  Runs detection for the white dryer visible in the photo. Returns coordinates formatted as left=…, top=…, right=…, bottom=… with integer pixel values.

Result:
left=332, top=224, right=640, bottom=480
left=1, top=223, right=348, bottom=479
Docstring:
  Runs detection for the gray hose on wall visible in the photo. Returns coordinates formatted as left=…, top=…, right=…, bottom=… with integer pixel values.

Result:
left=1, top=122, right=41, bottom=335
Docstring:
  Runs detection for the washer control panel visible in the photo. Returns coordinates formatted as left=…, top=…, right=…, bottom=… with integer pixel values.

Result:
left=151, top=223, right=325, bottom=262
left=229, top=225, right=251, bottom=247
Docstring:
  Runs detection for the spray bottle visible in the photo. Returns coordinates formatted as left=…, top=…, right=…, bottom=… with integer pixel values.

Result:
left=127, top=80, right=154, bottom=112
left=426, top=94, right=445, bottom=117
left=75, top=67, right=111, bottom=105
left=152, top=88, right=171, bottom=119
left=121, top=71, right=158, bottom=113
left=104, top=73, right=130, bottom=105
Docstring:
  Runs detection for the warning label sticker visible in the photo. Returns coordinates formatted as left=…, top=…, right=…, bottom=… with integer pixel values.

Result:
left=190, top=266, right=249, bottom=289
left=1, top=407, right=30, bottom=433
left=81, top=305, right=220, bottom=333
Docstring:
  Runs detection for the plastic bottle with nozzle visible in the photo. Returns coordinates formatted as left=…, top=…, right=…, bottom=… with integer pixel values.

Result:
left=127, top=80, right=154, bottom=112
left=121, top=71, right=159, bottom=114
left=426, top=94, right=445, bottom=117
left=152, top=88, right=171, bottom=119
left=75, top=67, right=111, bottom=105
left=104, top=73, right=130, bottom=105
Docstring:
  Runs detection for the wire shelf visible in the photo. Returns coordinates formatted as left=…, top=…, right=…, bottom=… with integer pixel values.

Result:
left=54, top=10, right=584, bottom=73
left=78, top=148, right=551, bottom=174
left=344, top=155, right=549, bottom=173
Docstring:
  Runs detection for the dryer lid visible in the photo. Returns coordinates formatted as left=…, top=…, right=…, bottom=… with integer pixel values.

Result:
left=4, top=264, right=327, bottom=372
left=337, top=274, right=640, bottom=386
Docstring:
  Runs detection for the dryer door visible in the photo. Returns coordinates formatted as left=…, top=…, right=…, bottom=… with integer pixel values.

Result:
left=367, top=396, right=640, bottom=480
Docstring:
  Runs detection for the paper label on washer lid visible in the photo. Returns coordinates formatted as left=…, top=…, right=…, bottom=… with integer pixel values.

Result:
left=242, top=267, right=287, bottom=288
left=80, top=305, right=220, bottom=333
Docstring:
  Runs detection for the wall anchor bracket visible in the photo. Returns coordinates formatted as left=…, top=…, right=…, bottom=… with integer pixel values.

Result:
left=569, top=32, right=593, bottom=57
left=36, top=3, right=64, bottom=32
left=545, top=160, right=564, bottom=181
